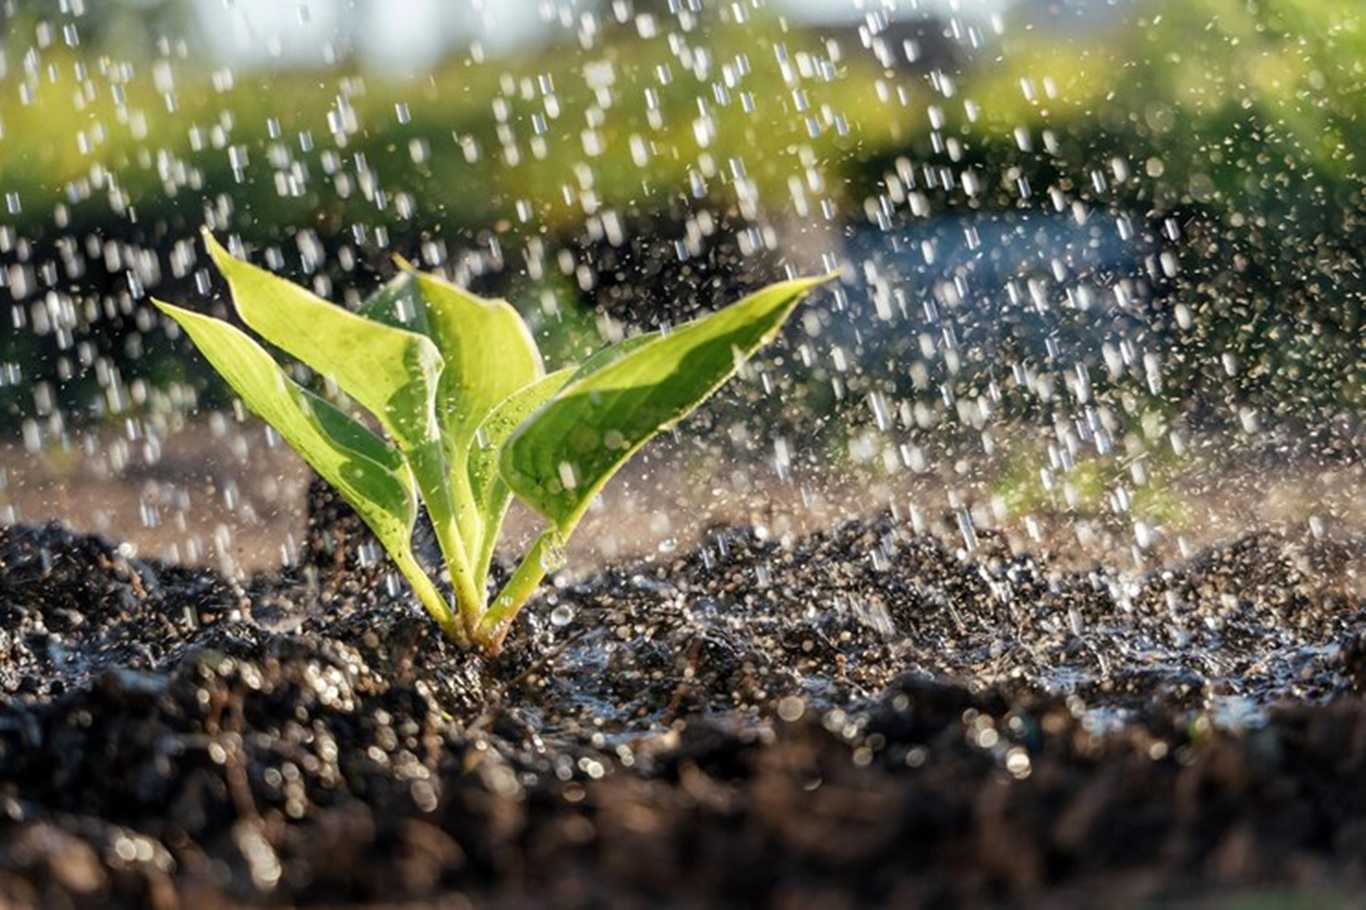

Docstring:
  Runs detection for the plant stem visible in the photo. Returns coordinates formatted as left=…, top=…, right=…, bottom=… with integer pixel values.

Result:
left=470, top=509, right=502, bottom=596
left=474, top=529, right=562, bottom=652
left=448, top=442, right=485, bottom=569
left=392, top=547, right=467, bottom=647
left=408, top=440, right=484, bottom=640
left=431, top=515, right=485, bottom=637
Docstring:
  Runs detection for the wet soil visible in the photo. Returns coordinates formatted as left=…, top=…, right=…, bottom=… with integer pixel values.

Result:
left=0, top=498, right=1363, bottom=907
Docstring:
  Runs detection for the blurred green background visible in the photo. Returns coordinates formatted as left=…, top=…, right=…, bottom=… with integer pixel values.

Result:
left=0, top=0, right=1360, bottom=464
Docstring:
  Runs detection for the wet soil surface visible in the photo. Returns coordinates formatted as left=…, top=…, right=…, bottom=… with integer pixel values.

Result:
left=0, top=502, right=1363, bottom=907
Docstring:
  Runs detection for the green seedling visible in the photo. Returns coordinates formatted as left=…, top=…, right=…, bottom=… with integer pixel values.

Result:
left=155, top=230, right=829, bottom=652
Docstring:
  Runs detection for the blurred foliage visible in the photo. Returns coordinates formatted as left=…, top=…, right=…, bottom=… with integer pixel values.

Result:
left=991, top=439, right=1186, bottom=530
left=0, top=5, right=886, bottom=240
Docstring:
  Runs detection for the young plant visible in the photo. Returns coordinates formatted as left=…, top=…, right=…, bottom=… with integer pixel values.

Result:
left=155, top=230, right=829, bottom=652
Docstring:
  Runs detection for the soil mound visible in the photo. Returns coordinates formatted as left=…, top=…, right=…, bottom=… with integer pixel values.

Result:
left=1, top=518, right=1362, bottom=907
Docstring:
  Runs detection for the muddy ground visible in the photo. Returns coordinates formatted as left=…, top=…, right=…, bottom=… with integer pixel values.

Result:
left=0, top=487, right=1363, bottom=907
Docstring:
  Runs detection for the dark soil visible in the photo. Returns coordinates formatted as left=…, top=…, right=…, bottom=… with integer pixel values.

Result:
left=1, top=494, right=1363, bottom=908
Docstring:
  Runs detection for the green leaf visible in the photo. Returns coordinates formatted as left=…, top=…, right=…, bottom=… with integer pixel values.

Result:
left=358, top=270, right=429, bottom=333
left=500, top=275, right=831, bottom=532
left=359, top=268, right=546, bottom=564
left=202, top=233, right=482, bottom=630
left=152, top=299, right=413, bottom=536
left=202, top=231, right=443, bottom=455
left=151, top=298, right=458, bottom=634
left=564, top=331, right=659, bottom=382
left=408, top=271, right=545, bottom=467
left=466, top=368, right=575, bottom=584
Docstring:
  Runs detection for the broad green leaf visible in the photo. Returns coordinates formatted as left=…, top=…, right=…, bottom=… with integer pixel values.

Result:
left=564, top=331, right=659, bottom=382
left=409, top=272, right=544, bottom=458
left=202, top=234, right=481, bottom=624
left=357, top=267, right=546, bottom=562
left=500, top=275, right=831, bottom=532
left=202, top=231, right=444, bottom=455
left=394, top=271, right=544, bottom=560
left=360, top=269, right=543, bottom=452
left=358, top=271, right=429, bottom=333
left=466, top=368, right=575, bottom=584
left=151, top=299, right=419, bottom=573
